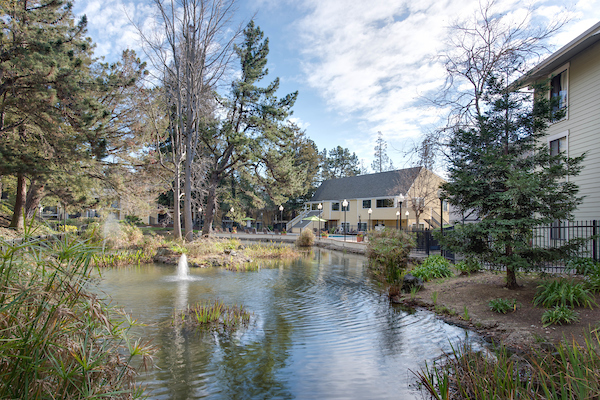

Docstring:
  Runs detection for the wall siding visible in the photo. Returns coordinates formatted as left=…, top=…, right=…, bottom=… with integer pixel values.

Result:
left=544, top=40, right=600, bottom=220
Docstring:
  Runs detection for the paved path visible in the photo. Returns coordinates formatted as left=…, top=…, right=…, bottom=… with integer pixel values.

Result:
left=213, top=232, right=428, bottom=259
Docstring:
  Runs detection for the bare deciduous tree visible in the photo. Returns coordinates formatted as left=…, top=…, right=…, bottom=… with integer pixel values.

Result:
left=136, top=0, right=242, bottom=240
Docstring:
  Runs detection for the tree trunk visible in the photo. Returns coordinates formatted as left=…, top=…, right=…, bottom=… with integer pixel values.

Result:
left=183, top=143, right=194, bottom=241
left=25, top=180, right=45, bottom=218
left=9, top=173, right=26, bottom=230
left=173, top=165, right=182, bottom=240
left=506, top=267, right=518, bottom=289
left=202, top=173, right=219, bottom=236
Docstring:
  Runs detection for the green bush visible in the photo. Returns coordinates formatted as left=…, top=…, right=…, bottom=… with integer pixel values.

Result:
left=56, top=224, right=79, bottom=233
left=295, top=229, right=315, bottom=247
left=455, top=257, right=481, bottom=275
left=542, top=305, right=580, bottom=326
left=488, top=298, right=516, bottom=314
left=533, top=279, right=596, bottom=309
left=411, top=255, right=454, bottom=282
left=566, top=257, right=600, bottom=275
left=0, top=236, right=153, bottom=398
left=124, top=215, right=144, bottom=225
left=366, top=229, right=415, bottom=284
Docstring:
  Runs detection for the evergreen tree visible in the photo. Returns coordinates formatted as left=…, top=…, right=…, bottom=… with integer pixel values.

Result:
left=0, top=0, right=95, bottom=229
left=371, top=132, right=394, bottom=173
left=440, top=78, right=584, bottom=289
left=200, top=21, right=301, bottom=235
left=321, top=146, right=360, bottom=180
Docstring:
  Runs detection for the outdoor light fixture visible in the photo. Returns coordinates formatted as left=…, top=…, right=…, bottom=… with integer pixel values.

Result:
left=279, top=205, right=284, bottom=232
left=317, top=203, right=323, bottom=239
left=405, top=210, right=409, bottom=230
left=438, top=189, right=444, bottom=256
left=198, top=206, right=203, bottom=229
left=368, top=208, right=372, bottom=231
left=230, top=207, right=234, bottom=236
left=396, top=210, right=400, bottom=230
left=342, top=199, right=348, bottom=241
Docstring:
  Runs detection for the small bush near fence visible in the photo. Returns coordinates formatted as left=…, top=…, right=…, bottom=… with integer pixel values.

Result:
left=411, top=255, right=454, bottom=282
left=366, top=229, right=414, bottom=285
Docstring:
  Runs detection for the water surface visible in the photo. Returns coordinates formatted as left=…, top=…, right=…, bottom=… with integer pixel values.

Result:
left=96, top=249, right=481, bottom=399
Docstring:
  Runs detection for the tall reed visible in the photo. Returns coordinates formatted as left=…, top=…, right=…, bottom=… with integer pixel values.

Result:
left=0, top=234, right=154, bottom=399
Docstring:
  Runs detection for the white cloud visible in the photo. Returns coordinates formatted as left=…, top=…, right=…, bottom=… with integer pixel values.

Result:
left=294, top=0, right=600, bottom=164
left=289, top=117, right=311, bottom=130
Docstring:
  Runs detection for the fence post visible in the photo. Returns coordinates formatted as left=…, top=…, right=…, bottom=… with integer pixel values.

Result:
left=593, top=220, right=598, bottom=262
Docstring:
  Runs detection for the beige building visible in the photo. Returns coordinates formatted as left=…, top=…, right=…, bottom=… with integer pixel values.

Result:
left=288, top=167, right=448, bottom=234
left=519, top=21, right=600, bottom=220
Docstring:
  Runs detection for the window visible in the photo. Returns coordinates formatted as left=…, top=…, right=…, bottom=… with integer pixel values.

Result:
left=342, top=202, right=350, bottom=212
left=311, top=203, right=321, bottom=210
left=332, top=202, right=340, bottom=211
left=362, top=199, right=371, bottom=209
left=358, top=222, right=367, bottom=231
left=550, top=67, right=568, bottom=118
left=550, top=137, right=566, bottom=156
left=442, top=200, right=448, bottom=212
left=376, top=198, right=394, bottom=208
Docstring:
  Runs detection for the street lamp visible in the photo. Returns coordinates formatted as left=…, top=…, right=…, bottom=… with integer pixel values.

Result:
left=342, top=199, right=348, bottom=241
left=405, top=210, right=409, bottom=231
left=317, top=203, right=323, bottom=239
left=396, top=210, right=400, bottom=230
left=279, top=205, right=284, bottom=232
left=230, top=207, right=234, bottom=237
left=438, top=189, right=445, bottom=256
left=368, top=208, right=372, bottom=231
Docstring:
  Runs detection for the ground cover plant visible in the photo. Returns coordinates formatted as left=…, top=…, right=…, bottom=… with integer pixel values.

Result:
left=541, top=305, right=580, bottom=326
left=0, top=235, right=154, bottom=399
left=488, top=298, right=517, bottom=314
left=411, top=255, right=453, bottom=282
left=455, top=257, right=481, bottom=275
left=533, top=279, right=596, bottom=309
left=415, top=331, right=600, bottom=399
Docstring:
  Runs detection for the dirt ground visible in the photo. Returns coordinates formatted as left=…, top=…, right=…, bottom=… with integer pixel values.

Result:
left=392, top=271, right=600, bottom=351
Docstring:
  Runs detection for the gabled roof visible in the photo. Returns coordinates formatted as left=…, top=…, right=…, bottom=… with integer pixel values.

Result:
left=518, top=21, right=600, bottom=87
left=310, top=167, right=422, bottom=202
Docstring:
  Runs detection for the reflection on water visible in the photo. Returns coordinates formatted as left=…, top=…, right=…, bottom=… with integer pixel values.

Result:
left=96, top=249, right=482, bottom=400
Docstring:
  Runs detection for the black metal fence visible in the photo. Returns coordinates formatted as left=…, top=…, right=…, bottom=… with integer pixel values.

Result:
left=408, top=221, right=599, bottom=272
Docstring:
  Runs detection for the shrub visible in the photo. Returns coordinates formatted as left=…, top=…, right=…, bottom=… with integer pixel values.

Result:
left=455, top=257, right=481, bottom=275
left=296, top=229, right=315, bottom=247
left=366, top=229, right=415, bottom=284
left=566, top=257, right=600, bottom=275
left=534, top=279, right=596, bottom=309
left=488, top=298, right=517, bottom=314
left=56, top=224, right=78, bottom=233
left=0, top=236, right=153, bottom=398
left=542, top=305, right=580, bottom=326
left=173, top=300, right=251, bottom=329
left=168, top=242, right=188, bottom=254
left=411, top=255, right=454, bottom=282
left=124, top=214, right=144, bottom=225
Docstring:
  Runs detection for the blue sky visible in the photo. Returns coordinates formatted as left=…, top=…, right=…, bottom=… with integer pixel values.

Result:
left=73, top=0, right=600, bottom=170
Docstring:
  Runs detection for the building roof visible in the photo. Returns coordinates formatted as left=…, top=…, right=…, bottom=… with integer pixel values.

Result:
left=310, top=167, right=423, bottom=202
left=518, top=21, right=600, bottom=87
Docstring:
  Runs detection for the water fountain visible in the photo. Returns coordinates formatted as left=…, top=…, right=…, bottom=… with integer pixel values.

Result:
left=176, top=254, right=189, bottom=280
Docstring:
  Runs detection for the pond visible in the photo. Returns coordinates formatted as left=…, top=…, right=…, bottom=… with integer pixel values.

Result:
left=96, top=248, right=482, bottom=399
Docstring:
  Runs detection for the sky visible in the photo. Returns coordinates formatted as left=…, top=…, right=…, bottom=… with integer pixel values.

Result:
left=73, top=0, right=600, bottom=171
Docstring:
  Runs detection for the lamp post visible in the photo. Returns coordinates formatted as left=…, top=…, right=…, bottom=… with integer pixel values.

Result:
left=396, top=210, right=400, bottom=230
left=342, top=199, right=348, bottom=241
left=358, top=214, right=361, bottom=232
left=198, top=207, right=203, bottom=230
left=438, top=189, right=444, bottom=256
left=368, top=208, right=372, bottom=231
left=230, top=207, right=234, bottom=237
left=279, top=205, right=284, bottom=232
left=317, top=203, right=323, bottom=239
left=405, top=210, right=409, bottom=231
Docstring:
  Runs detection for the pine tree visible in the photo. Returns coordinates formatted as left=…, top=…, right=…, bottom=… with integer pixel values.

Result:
left=440, top=77, right=583, bottom=289
left=371, top=132, right=394, bottom=173
left=200, top=21, right=301, bottom=235
left=0, top=0, right=96, bottom=229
